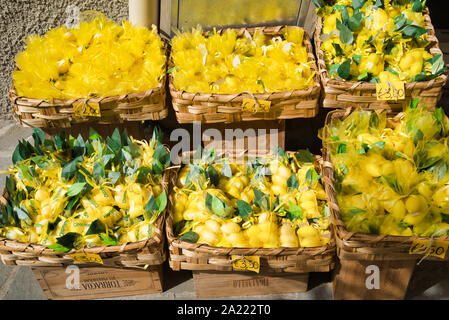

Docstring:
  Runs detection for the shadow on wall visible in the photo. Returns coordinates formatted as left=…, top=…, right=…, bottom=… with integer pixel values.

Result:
left=0, top=0, right=129, bottom=120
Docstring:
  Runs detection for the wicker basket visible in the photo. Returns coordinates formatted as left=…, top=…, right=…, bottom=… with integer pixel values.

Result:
left=314, top=9, right=448, bottom=110
left=0, top=173, right=169, bottom=269
left=169, top=26, right=322, bottom=124
left=165, top=151, right=336, bottom=273
left=322, top=108, right=449, bottom=262
left=9, top=46, right=168, bottom=129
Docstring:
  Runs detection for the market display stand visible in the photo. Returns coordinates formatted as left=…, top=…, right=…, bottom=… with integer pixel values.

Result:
left=4, top=2, right=449, bottom=301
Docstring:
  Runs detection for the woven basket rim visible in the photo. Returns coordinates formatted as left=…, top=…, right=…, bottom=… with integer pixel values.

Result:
left=168, top=25, right=322, bottom=102
left=0, top=168, right=170, bottom=257
left=9, top=72, right=166, bottom=108
left=314, top=7, right=448, bottom=91
left=322, top=108, right=449, bottom=258
left=165, top=150, right=336, bottom=258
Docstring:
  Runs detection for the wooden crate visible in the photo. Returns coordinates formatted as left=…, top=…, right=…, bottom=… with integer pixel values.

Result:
left=192, top=270, right=308, bottom=298
left=32, top=265, right=163, bottom=300
left=331, top=259, right=416, bottom=300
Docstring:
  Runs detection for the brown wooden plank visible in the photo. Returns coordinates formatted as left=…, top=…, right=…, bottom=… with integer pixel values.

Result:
left=332, top=259, right=416, bottom=300
left=32, top=266, right=163, bottom=300
left=193, top=270, right=308, bottom=298
left=202, top=120, right=285, bottom=154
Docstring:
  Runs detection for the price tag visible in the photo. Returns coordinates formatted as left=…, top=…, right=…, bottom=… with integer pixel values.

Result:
left=241, top=98, right=271, bottom=113
left=376, top=81, right=405, bottom=101
left=70, top=253, right=103, bottom=264
left=409, top=239, right=449, bottom=259
left=231, top=255, right=260, bottom=273
left=73, top=101, right=101, bottom=117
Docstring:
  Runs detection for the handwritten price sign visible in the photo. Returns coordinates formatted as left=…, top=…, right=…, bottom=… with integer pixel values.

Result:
left=231, top=255, right=260, bottom=273
left=376, top=81, right=405, bottom=101
left=70, top=253, right=104, bottom=264
left=73, top=101, right=101, bottom=117
left=409, top=239, right=449, bottom=259
left=241, top=98, right=271, bottom=113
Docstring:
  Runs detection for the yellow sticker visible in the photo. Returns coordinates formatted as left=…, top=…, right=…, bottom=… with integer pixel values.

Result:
left=241, top=98, right=271, bottom=113
left=376, top=81, right=405, bottom=101
left=409, top=239, right=449, bottom=259
left=231, top=255, right=260, bottom=273
left=70, top=253, right=103, bottom=264
left=73, top=101, right=101, bottom=117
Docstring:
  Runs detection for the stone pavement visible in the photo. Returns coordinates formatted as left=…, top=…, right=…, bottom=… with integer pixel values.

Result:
left=0, top=120, right=449, bottom=300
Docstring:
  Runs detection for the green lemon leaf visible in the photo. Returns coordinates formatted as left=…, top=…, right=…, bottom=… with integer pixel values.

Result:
left=332, top=43, right=344, bottom=56
left=352, top=0, right=367, bottom=10
left=32, top=128, right=45, bottom=146
left=67, top=182, right=86, bottom=197
left=206, top=164, right=220, bottom=186
left=337, top=143, right=347, bottom=154
left=402, top=25, right=429, bottom=38
left=429, top=54, right=445, bottom=76
left=337, top=59, right=351, bottom=80
left=348, top=10, right=363, bottom=31
left=287, top=173, right=299, bottom=191
left=179, top=231, right=199, bottom=243
left=55, top=232, right=81, bottom=250
left=253, top=189, right=270, bottom=211
left=357, top=71, right=369, bottom=81
left=156, top=191, right=168, bottom=213
left=73, top=134, right=86, bottom=158
left=411, top=0, right=423, bottom=12
left=61, top=156, right=82, bottom=181
left=237, top=200, right=252, bottom=219
left=336, top=19, right=353, bottom=45
left=100, top=233, right=118, bottom=246
left=221, top=162, right=233, bottom=178
left=86, top=219, right=106, bottom=236
left=287, top=201, right=303, bottom=220
left=306, top=167, right=319, bottom=186
left=47, top=244, right=70, bottom=253
left=295, top=149, right=314, bottom=163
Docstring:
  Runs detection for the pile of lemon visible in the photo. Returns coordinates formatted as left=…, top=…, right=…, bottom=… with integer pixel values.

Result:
left=321, top=100, right=449, bottom=237
left=0, top=127, right=169, bottom=252
left=172, top=148, right=331, bottom=248
left=13, top=13, right=166, bottom=100
left=316, top=0, right=445, bottom=83
left=170, top=26, right=315, bottom=94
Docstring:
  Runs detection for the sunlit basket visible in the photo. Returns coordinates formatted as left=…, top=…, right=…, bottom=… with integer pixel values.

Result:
left=165, top=151, right=336, bottom=273
left=0, top=173, right=169, bottom=269
left=322, top=108, right=449, bottom=262
left=9, top=39, right=168, bottom=128
left=314, top=8, right=447, bottom=110
left=169, top=26, right=322, bottom=124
